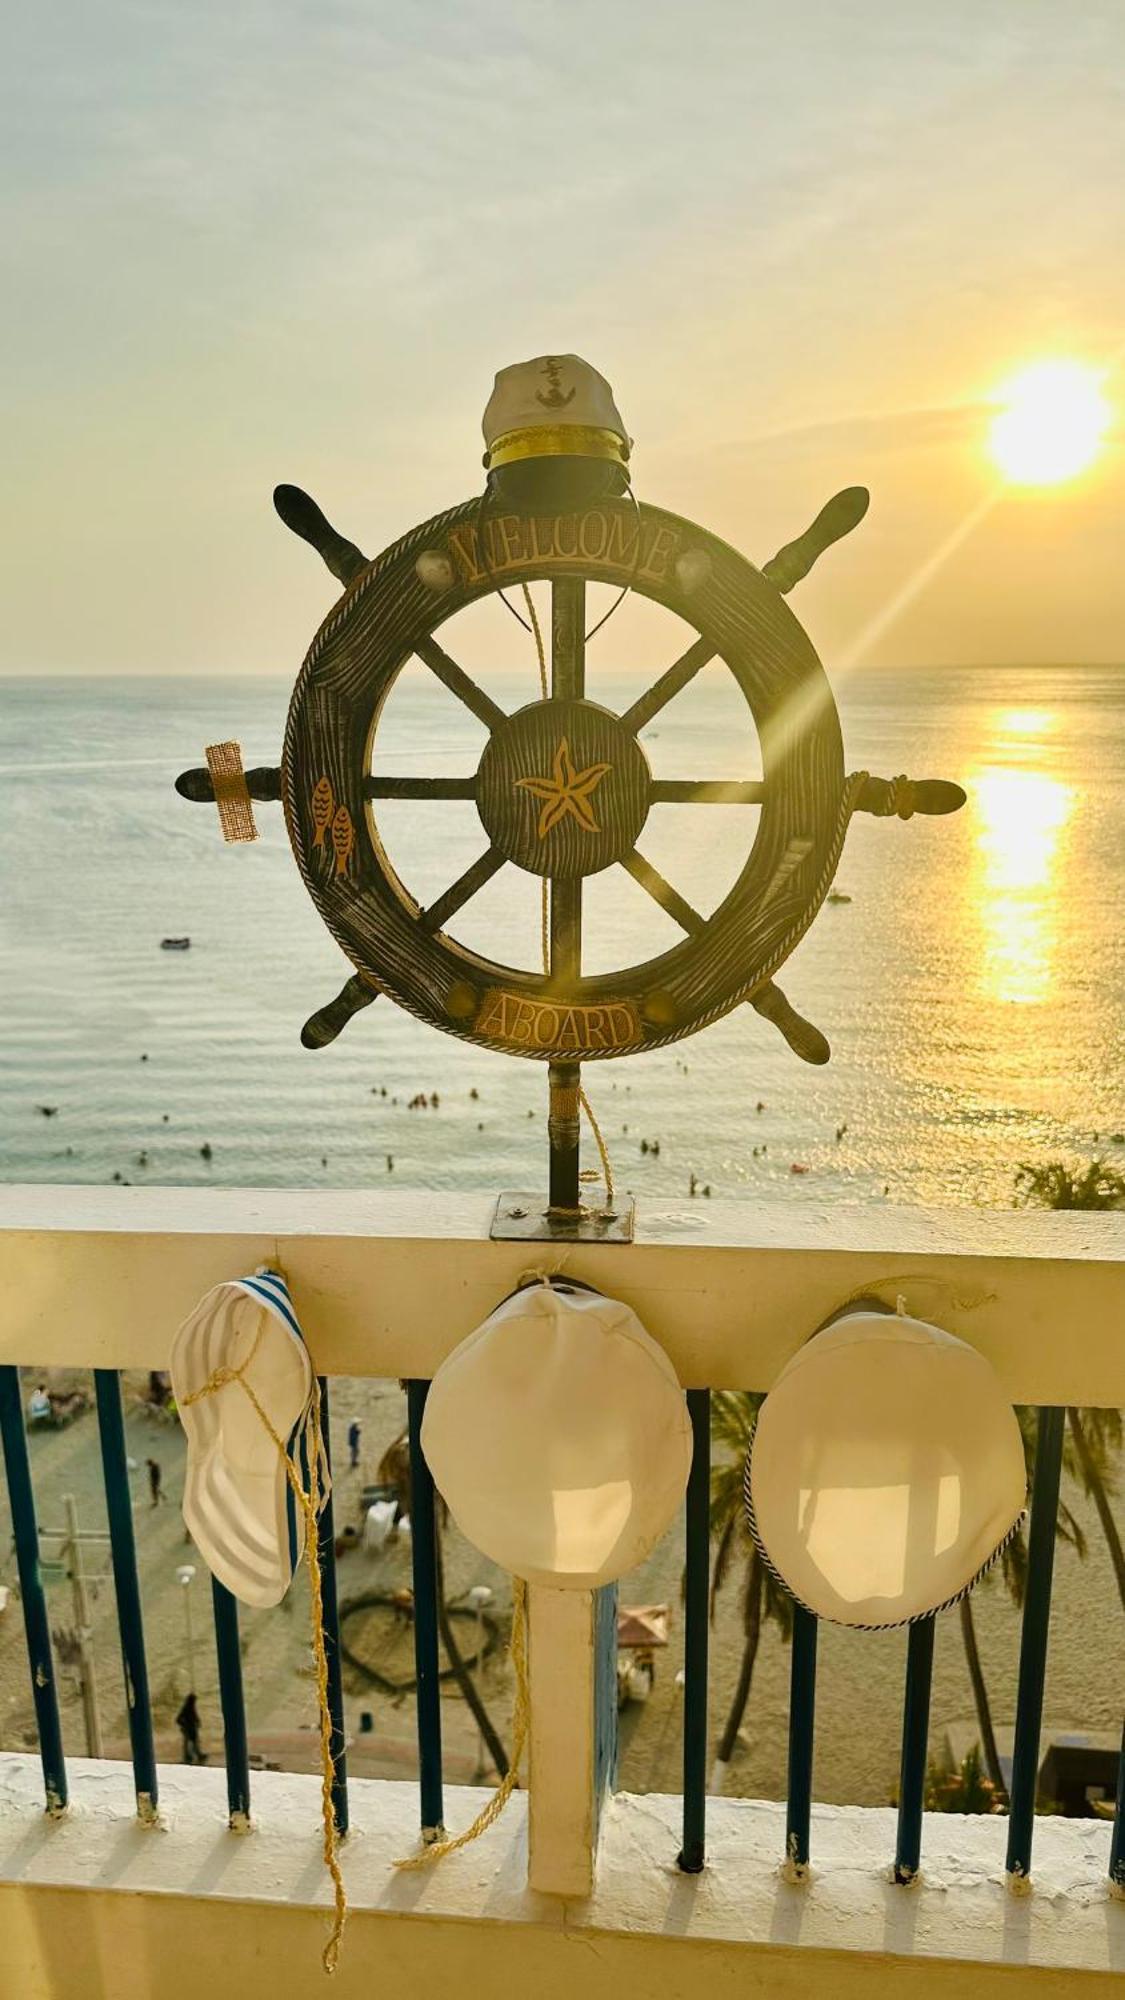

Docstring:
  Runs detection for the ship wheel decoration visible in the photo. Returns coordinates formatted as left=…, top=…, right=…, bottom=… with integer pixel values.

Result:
left=177, top=355, right=964, bottom=1239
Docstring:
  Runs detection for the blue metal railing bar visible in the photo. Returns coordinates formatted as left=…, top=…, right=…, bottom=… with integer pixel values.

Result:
left=785, top=1605, right=817, bottom=1873
left=1110, top=1717, right=1124, bottom=1890
left=93, top=1369, right=159, bottom=1817
left=677, top=1387, right=710, bottom=1872
left=1005, top=1404, right=1065, bottom=1882
left=406, top=1379, right=444, bottom=1838
left=894, top=1615, right=935, bottom=1882
left=211, top=1578, right=251, bottom=1824
left=316, top=1377, right=349, bottom=1836
left=0, top=1365, right=68, bottom=1813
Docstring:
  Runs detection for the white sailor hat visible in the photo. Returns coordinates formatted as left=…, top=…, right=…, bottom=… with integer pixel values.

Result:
left=170, top=1271, right=328, bottom=1609
left=745, top=1305, right=1027, bottom=1628
left=422, top=1279, right=691, bottom=1589
left=482, top=354, right=631, bottom=485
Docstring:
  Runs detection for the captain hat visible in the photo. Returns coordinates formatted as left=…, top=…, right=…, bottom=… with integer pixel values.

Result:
left=482, top=354, right=631, bottom=488
left=422, top=1278, right=691, bottom=1589
left=170, top=1270, right=328, bottom=1609
left=745, top=1303, right=1027, bottom=1629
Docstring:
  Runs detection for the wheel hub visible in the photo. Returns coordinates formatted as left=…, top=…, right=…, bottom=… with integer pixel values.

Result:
left=475, top=696, right=652, bottom=879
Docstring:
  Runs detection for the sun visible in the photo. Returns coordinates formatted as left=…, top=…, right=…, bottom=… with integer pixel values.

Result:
left=988, top=359, right=1112, bottom=486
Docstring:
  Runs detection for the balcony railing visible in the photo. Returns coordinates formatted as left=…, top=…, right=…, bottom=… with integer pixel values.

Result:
left=0, top=1185, right=1122, bottom=1995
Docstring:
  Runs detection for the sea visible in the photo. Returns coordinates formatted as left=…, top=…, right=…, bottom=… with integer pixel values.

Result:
left=3, top=659, right=1123, bottom=1206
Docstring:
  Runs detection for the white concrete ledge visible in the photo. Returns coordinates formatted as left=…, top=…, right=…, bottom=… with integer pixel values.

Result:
left=3, top=1185, right=1125, bottom=1403
left=0, top=1758, right=1120, bottom=1998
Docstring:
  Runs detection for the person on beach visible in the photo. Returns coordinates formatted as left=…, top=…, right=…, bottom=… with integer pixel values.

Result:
left=146, top=1457, right=165, bottom=1506
left=175, top=1692, right=206, bottom=1765
left=348, top=1419, right=362, bottom=1471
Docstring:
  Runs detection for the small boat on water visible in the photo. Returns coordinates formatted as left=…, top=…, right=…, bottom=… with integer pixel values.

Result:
left=161, top=936, right=191, bottom=951
left=826, top=889, right=852, bottom=904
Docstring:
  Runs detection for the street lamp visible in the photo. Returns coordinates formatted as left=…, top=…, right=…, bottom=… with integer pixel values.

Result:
left=176, top=1564, right=197, bottom=1689
left=467, top=1584, right=493, bottom=1780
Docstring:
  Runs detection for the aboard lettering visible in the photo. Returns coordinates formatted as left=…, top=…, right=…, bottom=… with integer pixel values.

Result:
left=476, top=988, right=642, bottom=1052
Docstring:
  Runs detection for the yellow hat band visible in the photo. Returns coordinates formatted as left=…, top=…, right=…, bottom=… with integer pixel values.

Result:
left=485, top=424, right=631, bottom=471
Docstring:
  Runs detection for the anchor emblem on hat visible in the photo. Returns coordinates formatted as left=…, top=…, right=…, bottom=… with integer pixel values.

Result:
left=536, top=355, right=576, bottom=408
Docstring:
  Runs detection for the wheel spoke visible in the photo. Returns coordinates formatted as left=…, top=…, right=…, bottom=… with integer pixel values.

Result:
left=552, top=579, right=586, bottom=701
left=176, top=764, right=281, bottom=802
left=650, top=779, right=764, bottom=804
left=301, top=974, right=380, bottom=1049
left=549, top=880, right=582, bottom=984
left=365, top=776, right=477, bottom=800
left=415, top=637, right=506, bottom=733
left=761, top=486, right=869, bottom=595
left=751, top=981, right=830, bottom=1064
left=274, top=485, right=368, bottom=586
left=854, top=774, right=966, bottom=818
left=421, top=847, right=504, bottom=933
left=621, top=849, right=705, bottom=935
left=620, top=636, right=715, bottom=734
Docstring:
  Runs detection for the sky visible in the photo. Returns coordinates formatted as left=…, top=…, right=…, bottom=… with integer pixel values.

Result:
left=2, top=0, right=1124, bottom=676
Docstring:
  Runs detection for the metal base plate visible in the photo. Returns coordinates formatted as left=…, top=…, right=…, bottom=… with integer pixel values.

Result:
left=490, top=1190, right=635, bottom=1244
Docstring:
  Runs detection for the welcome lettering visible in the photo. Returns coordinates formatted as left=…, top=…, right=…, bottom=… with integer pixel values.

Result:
left=446, top=512, right=681, bottom=587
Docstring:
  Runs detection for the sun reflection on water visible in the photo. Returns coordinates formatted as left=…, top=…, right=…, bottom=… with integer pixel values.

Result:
left=972, top=743, right=1073, bottom=1003
left=996, top=707, right=1055, bottom=739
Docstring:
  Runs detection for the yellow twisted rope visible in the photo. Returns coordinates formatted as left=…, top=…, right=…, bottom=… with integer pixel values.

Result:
left=394, top=1576, right=530, bottom=1869
left=521, top=583, right=615, bottom=1210
left=886, top=773, right=916, bottom=819
left=578, top=1088, right=615, bottom=1204
left=524, top=581, right=548, bottom=701
left=182, top=1318, right=347, bottom=1976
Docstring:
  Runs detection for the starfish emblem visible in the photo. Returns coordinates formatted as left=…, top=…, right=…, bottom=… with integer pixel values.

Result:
left=516, top=738, right=611, bottom=839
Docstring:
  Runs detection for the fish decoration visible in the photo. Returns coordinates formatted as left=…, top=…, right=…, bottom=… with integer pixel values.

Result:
left=331, top=804, right=355, bottom=878
left=311, top=776, right=335, bottom=848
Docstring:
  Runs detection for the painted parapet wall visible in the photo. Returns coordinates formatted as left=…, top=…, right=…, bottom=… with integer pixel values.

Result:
left=2, top=1186, right=1124, bottom=1902
left=0, top=1759, right=1120, bottom=1999
left=2, top=1186, right=1124, bottom=1405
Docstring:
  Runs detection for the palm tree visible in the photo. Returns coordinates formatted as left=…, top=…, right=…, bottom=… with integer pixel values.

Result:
left=958, top=1595, right=1006, bottom=1801
left=376, top=1428, right=510, bottom=1777
left=1066, top=1406, right=1125, bottom=1607
left=959, top=1404, right=1090, bottom=1803
left=1014, top=1158, right=1125, bottom=1211
left=432, top=1526, right=509, bottom=1778
left=1014, top=1159, right=1125, bottom=1610
left=925, top=1742, right=999, bottom=1814
left=708, top=1390, right=793, bottom=1793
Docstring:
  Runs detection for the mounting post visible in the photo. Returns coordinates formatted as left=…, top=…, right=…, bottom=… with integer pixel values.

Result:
left=548, top=1061, right=582, bottom=1215
left=545, top=575, right=587, bottom=1218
